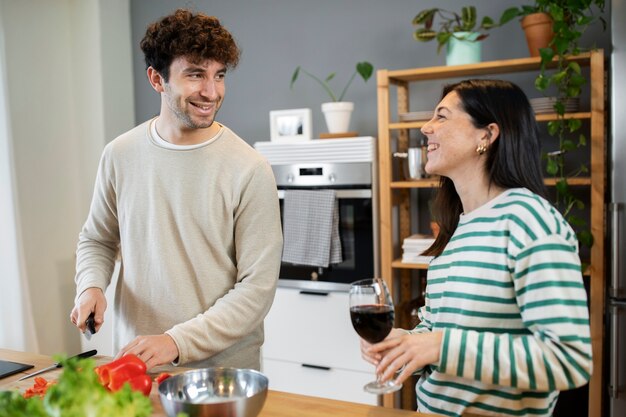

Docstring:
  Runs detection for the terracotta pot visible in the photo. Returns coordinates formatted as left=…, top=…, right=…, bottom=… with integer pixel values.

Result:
left=521, top=12, right=554, bottom=57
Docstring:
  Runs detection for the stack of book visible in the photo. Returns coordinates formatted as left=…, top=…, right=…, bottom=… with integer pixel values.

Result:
left=402, top=234, right=435, bottom=264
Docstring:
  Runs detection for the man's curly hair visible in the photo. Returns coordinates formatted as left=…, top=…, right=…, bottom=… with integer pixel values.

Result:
left=140, top=9, right=240, bottom=82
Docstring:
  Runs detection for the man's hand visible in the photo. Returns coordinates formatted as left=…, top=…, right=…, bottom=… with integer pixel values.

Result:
left=70, top=287, right=106, bottom=334
left=116, top=334, right=179, bottom=371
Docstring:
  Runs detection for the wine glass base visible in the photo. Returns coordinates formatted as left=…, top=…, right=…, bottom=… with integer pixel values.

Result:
left=363, top=379, right=402, bottom=394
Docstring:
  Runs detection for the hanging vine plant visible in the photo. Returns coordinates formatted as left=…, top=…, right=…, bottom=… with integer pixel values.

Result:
left=501, top=0, right=606, bottom=249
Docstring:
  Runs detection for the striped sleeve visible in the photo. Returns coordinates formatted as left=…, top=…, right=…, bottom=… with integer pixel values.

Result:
left=436, top=234, right=592, bottom=391
left=409, top=296, right=433, bottom=335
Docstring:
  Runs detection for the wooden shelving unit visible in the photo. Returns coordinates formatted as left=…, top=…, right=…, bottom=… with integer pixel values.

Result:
left=376, top=51, right=606, bottom=416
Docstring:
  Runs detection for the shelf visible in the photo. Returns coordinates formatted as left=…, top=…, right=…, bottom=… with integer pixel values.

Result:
left=391, top=179, right=439, bottom=188
left=544, top=177, right=591, bottom=186
left=386, top=53, right=593, bottom=84
left=389, top=112, right=591, bottom=130
left=390, top=177, right=590, bottom=189
left=391, top=259, right=429, bottom=270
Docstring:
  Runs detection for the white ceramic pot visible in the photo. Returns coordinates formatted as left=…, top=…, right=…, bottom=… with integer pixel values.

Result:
left=321, top=101, right=354, bottom=133
left=446, top=31, right=481, bottom=66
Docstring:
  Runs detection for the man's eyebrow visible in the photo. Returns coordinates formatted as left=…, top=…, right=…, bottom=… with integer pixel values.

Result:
left=181, top=65, right=227, bottom=74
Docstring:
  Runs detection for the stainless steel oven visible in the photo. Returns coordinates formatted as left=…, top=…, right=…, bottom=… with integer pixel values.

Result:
left=272, top=162, right=378, bottom=292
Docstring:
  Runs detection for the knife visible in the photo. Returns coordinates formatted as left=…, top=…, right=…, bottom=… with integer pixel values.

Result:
left=84, top=312, right=96, bottom=341
left=17, top=349, right=97, bottom=381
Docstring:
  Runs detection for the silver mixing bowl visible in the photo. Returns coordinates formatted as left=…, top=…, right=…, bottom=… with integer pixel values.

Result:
left=158, top=368, right=268, bottom=417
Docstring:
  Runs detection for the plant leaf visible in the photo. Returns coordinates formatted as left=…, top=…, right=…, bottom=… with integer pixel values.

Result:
left=412, top=9, right=437, bottom=26
left=577, top=230, right=594, bottom=248
left=547, top=120, right=559, bottom=136
left=325, top=72, right=336, bottom=83
left=499, top=7, right=521, bottom=25
left=356, top=62, right=374, bottom=82
left=414, top=29, right=437, bottom=41
left=553, top=100, right=565, bottom=115
left=461, top=6, right=477, bottom=31
left=436, top=32, right=452, bottom=54
left=568, top=61, right=582, bottom=74
left=535, top=74, right=549, bottom=91
left=290, top=66, right=300, bottom=89
left=568, top=118, right=582, bottom=132
left=556, top=178, right=569, bottom=196
left=568, top=214, right=586, bottom=227
left=562, top=139, right=577, bottom=152
left=539, top=47, right=555, bottom=64
left=480, top=16, right=495, bottom=29
left=546, top=157, right=559, bottom=175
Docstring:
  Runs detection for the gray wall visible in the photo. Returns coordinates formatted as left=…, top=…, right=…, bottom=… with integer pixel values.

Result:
left=129, top=0, right=610, bottom=144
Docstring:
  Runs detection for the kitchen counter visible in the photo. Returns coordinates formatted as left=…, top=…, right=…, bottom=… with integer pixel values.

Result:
left=0, top=349, right=427, bottom=417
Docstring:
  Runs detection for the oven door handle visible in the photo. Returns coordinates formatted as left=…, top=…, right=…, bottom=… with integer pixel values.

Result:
left=277, top=189, right=371, bottom=199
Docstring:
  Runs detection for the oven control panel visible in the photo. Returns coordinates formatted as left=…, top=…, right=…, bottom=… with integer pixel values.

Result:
left=272, top=162, right=372, bottom=188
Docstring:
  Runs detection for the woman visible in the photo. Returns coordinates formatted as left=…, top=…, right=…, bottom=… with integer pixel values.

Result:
left=364, top=79, right=592, bottom=417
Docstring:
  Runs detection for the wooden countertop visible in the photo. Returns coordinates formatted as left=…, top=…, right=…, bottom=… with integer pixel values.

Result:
left=0, top=349, right=425, bottom=417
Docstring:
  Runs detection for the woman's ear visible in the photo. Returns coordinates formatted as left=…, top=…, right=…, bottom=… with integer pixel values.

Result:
left=486, top=123, right=500, bottom=145
left=147, top=67, right=165, bottom=93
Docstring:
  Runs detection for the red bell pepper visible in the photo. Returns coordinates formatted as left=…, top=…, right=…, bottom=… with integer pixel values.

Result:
left=127, top=374, right=152, bottom=396
left=95, top=354, right=151, bottom=396
left=155, top=372, right=172, bottom=385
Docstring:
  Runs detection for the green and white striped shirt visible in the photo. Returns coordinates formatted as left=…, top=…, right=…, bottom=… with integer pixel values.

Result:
left=411, top=188, right=592, bottom=417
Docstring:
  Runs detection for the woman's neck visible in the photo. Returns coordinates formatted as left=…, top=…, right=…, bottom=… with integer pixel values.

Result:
left=454, top=174, right=506, bottom=214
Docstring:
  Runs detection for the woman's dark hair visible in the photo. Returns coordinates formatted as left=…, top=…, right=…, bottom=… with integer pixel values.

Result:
left=424, top=79, right=547, bottom=256
left=140, top=9, right=240, bottom=82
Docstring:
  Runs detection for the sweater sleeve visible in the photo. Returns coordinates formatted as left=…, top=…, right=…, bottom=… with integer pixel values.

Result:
left=166, top=160, right=283, bottom=364
left=436, top=234, right=592, bottom=391
left=75, top=146, right=119, bottom=300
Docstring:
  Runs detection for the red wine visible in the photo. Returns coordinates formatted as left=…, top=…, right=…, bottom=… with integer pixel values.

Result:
left=350, top=304, right=394, bottom=343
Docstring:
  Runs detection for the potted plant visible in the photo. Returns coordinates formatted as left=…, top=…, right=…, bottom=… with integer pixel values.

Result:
left=412, top=6, right=502, bottom=65
left=499, top=4, right=554, bottom=57
left=290, top=61, right=374, bottom=134
left=501, top=0, right=606, bottom=249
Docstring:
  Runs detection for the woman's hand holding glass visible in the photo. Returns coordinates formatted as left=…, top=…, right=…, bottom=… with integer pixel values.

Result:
left=364, top=331, right=443, bottom=386
left=349, top=278, right=402, bottom=394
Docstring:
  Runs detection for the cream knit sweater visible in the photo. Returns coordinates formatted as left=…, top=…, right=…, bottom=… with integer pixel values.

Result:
left=75, top=119, right=283, bottom=369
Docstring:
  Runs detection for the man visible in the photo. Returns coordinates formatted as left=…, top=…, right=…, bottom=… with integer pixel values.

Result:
left=70, top=9, right=282, bottom=371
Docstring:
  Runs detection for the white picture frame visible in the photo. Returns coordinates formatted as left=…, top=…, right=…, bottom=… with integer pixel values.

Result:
left=269, top=108, right=312, bottom=142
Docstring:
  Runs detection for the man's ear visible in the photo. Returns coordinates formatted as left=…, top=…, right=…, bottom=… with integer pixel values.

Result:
left=147, top=67, right=165, bottom=93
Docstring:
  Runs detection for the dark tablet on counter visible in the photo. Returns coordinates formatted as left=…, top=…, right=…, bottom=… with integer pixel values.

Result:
left=0, top=359, right=34, bottom=379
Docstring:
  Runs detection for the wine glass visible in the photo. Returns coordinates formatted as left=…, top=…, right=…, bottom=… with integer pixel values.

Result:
left=349, top=277, right=402, bottom=394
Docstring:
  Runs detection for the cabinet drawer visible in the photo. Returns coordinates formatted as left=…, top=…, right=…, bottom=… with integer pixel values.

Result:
left=263, top=287, right=370, bottom=372
left=262, top=358, right=377, bottom=405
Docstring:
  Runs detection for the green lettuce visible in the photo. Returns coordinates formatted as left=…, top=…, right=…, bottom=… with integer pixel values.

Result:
left=0, top=356, right=152, bottom=417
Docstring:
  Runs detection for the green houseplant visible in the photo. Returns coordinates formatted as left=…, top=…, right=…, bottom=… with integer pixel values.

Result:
left=290, top=61, right=374, bottom=133
left=412, top=6, right=507, bottom=64
left=290, top=61, right=373, bottom=102
left=500, top=0, right=606, bottom=248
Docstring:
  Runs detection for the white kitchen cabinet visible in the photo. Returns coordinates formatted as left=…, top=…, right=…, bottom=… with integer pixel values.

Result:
left=262, top=286, right=377, bottom=405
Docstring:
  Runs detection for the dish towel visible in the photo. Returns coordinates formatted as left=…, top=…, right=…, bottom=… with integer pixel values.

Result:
left=281, top=189, right=343, bottom=267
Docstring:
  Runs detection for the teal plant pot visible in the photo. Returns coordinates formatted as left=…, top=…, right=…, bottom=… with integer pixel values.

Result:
left=446, top=32, right=481, bottom=66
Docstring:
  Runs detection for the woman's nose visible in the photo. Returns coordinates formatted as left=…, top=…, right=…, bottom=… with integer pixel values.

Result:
left=421, top=119, right=433, bottom=135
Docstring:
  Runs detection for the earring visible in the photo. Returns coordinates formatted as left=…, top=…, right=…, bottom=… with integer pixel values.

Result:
left=476, top=143, right=488, bottom=155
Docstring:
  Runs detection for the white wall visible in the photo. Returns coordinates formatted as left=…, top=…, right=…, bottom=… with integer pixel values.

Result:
left=0, top=0, right=134, bottom=355
left=0, top=3, right=38, bottom=352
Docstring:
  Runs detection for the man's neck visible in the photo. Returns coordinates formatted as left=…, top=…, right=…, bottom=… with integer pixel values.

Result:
left=155, top=117, right=221, bottom=146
